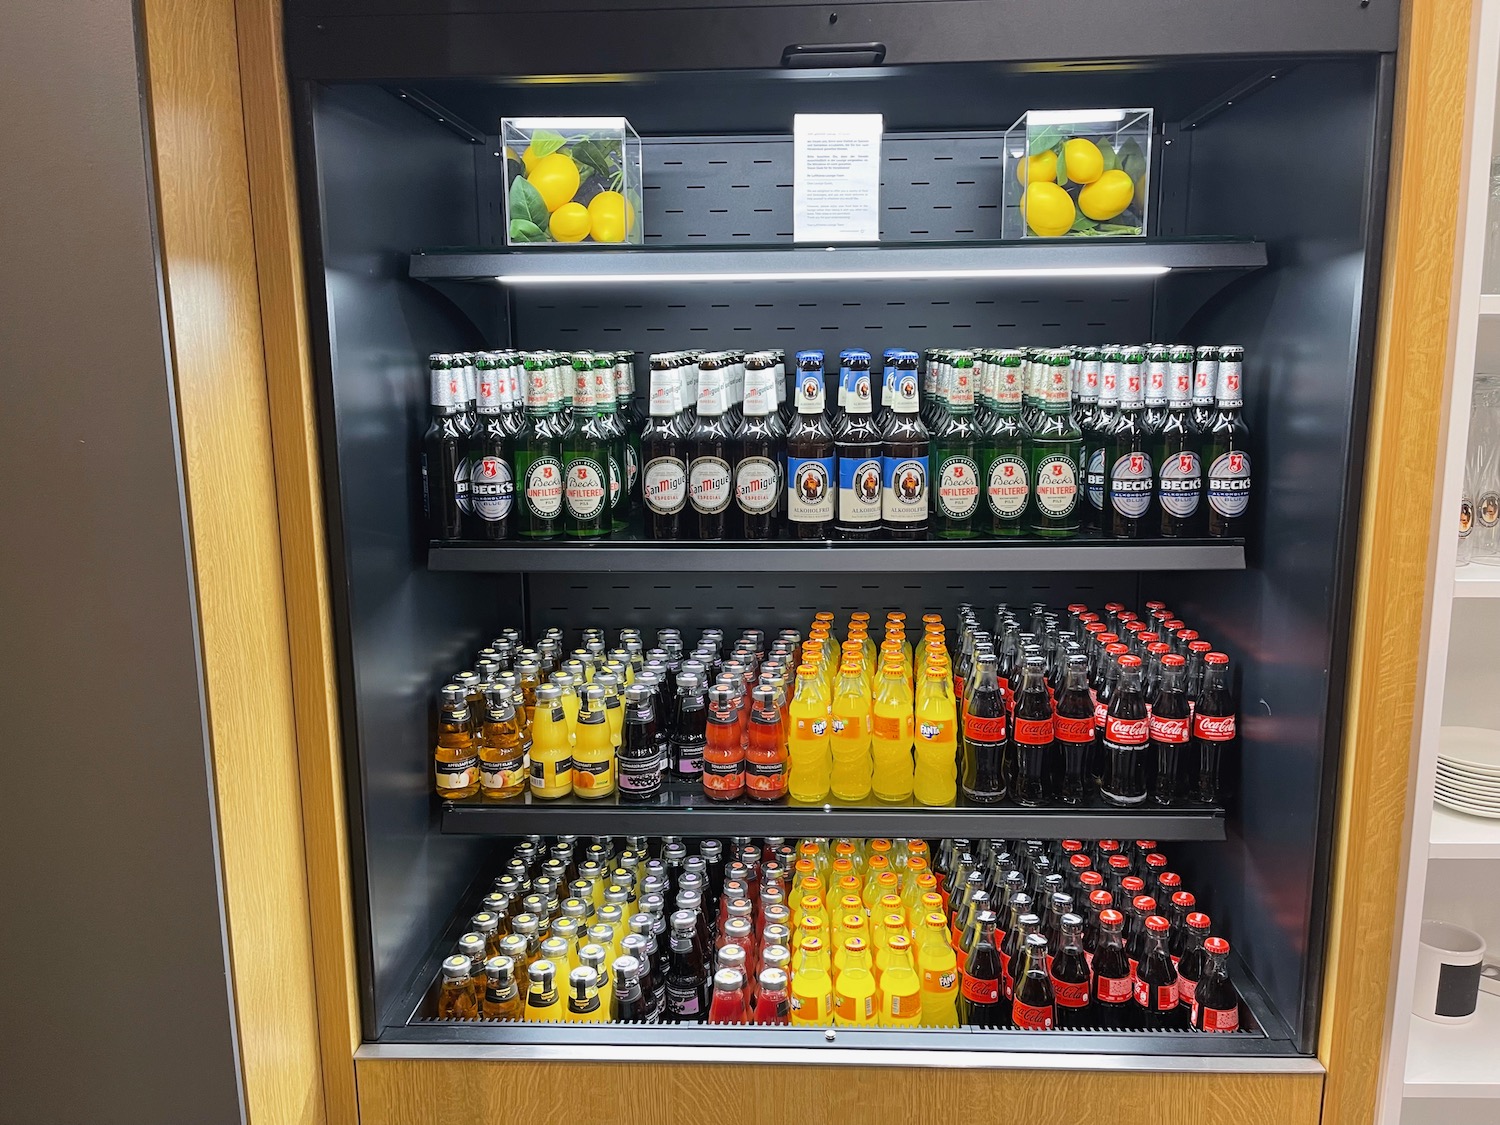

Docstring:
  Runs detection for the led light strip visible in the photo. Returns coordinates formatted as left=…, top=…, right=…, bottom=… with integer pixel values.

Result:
left=493, top=265, right=1172, bottom=285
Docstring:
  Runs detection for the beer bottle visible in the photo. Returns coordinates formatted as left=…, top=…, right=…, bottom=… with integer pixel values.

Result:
left=1191, top=937, right=1241, bottom=1031
left=785, top=351, right=836, bottom=540
left=1075, top=347, right=1104, bottom=533
left=1027, top=350, right=1084, bottom=538
left=1090, top=908, right=1133, bottom=1028
left=932, top=350, right=980, bottom=539
left=614, top=352, right=644, bottom=513
left=689, top=355, right=735, bottom=540
left=437, top=954, right=480, bottom=1020
left=1050, top=913, right=1092, bottom=1029
left=468, top=352, right=514, bottom=540
left=1011, top=932, right=1055, bottom=1030
left=1153, top=344, right=1205, bottom=537
left=981, top=349, right=1030, bottom=538
left=1191, top=652, right=1237, bottom=804
left=1134, top=915, right=1185, bottom=1029
left=1149, top=654, right=1191, bottom=805
left=1101, top=654, right=1149, bottom=805
left=422, top=355, right=468, bottom=541
left=433, top=683, right=479, bottom=799
left=1142, top=344, right=1171, bottom=442
left=515, top=355, right=563, bottom=540
left=499, top=352, right=525, bottom=439
left=1105, top=347, right=1154, bottom=538
left=1011, top=656, right=1056, bottom=806
left=1055, top=654, right=1095, bottom=805
left=642, top=355, right=688, bottom=540
left=1191, top=344, right=1219, bottom=434
left=562, top=356, right=611, bottom=539
left=834, top=351, right=883, bottom=540
left=960, top=652, right=1007, bottom=803
left=590, top=355, right=628, bottom=534
left=1203, top=345, right=1251, bottom=538
left=733, top=355, right=783, bottom=540
left=881, top=352, right=930, bottom=539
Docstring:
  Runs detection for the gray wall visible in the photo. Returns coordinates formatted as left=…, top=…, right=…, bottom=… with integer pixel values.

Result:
left=0, top=1, right=245, bottom=1123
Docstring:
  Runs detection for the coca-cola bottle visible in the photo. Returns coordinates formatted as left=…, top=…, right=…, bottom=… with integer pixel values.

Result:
left=1011, top=657, right=1056, bottom=806
left=1010, top=933, right=1055, bottom=1030
left=1168, top=890, right=1198, bottom=960
left=1046, top=654, right=1091, bottom=805
left=958, top=911, right=1003, bottom=1026
left=1175, top=911, right=1213, bottom=1010
left=1091, top=908, right=1133, bottom=1028
left=1190, top=937, right=1241, bottom=1032
left=1126, top=893, right=1158, bottom=975
left=1150, top=653, right=1191, bottom=805
left=1092, top=640, right=1128, bottom=783
left=997, top=894, right=1033, bottom=1015
left=1101, top=654, right=1150, bottom=805
left=1192, top=652, right=1237, bottom=804
left=961, top=652, right=1008, bottom=803
left=1050, top=913, right=1093, bottom=1029
left=1133, top=915, right=1184, bottom=1030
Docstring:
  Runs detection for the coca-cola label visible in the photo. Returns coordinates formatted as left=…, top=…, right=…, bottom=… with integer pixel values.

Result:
left=564, top=457, right=608, bottom=520
left=1178, top=975, right=1198, bottom=1006
left=1134, top=979, right=1178, bottom=1011
left=882, top=455, right=929, bottom=523
left=959, top=974, right=999, bottom=1004
left=936, top=455, right=981, bottom=519
left=1096, top=974, right=1132, bottom=1003
left=1149, top=714, right=1190, bottom=744
left=1051, top=975, right=1090, bottom=1008
left=689, top=455, right=732, bottom=514
left=1198, top=1004, right=1239, bottom=1032
left=1094, top=699, right=1109, bottom=730
left=838, top=455, right=884, bottom=524
left=643, top=456, right=687, bottom=515
left=1086, top=447, right=1106, bottom=512
left=1035, top=454, right=1079, bottom=517
left=735, top=456, right=781, bottom=515
left=987, top=455, right=1029, bottom=520
left=1158, top=451, right=1203, bottom=518
left=963, top=713, right=1006, bottom=742
left=523, top=456, right=563, bottom=519
left=1055, top=714, right=1095, bottom=744
left=1109, top=451, right=1154, bottom=518
left=1013, top=716, right=1054, bottom=746
left=1193, top=713, right=1237, bottom=742
left=787, top=456, right=835, bottom=523
left=471, top=455, right=514, bottom=522
left=1207, top=450, right=1252, bottom=518
left=1012, top=1000, right=1053, bottom=1030
left=1105, top=715, right=1149, bottom=745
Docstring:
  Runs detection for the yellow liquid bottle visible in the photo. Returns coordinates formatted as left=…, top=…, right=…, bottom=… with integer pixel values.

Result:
left=540, top=935, right=576, bottom=978
left=832, top=913, right=870, bottom=976
left=481, top=955, right=524, bottom=1022
left=596, top=671, right=624, bottom=751
left=790, top=936, right=834, bottom=1027
left=479, top=686, right=528, bottom=799
left=578, top=943, right=612, bottom=1017
left=564, top=966, right=606, bottom=1024
left=917, top=913, right=960, bottom=1027
left=433, top=684, right=480, bottom=799
left=436, top=954, right=481, bottom=1020
left=571, top=685, right=616, bottom=798
left=832, top=936, right=878, bottom=1027
left=515, top=659, right=543, bottom=730
left=829, top=660, right=873, bottom=802
left=912, top=657, right=958, bottom=806
left=794, top=911, right=827, bottom=952
left=880, top=935, right=923, bottom=1027
left=786, top=663, right=832, bottom=802
left=870, top=659, right=914, bottom=802
left=523, top=960, right=562, bottom=1023
left=528, top=685, right=574, bottom=799
left=551, top=672, right=580, bottom=745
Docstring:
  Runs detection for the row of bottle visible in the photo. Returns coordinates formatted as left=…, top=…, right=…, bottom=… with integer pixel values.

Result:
left=421, top=344, right=1252, bottom=543
left=433, top=835, right=1240, bottom=1033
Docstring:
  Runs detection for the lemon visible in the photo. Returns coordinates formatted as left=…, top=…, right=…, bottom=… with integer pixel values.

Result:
left=1015, top=150, right=1058, bottom=187
left=1063, top=138, right=1104, bottom=185
left=527, top=152, right=580, bottom=213
left=1021, top=181, right=1076, bottom=237
left=1078, top=169, right=1135, bottom=221
left=549, top=202, right=591, bottom=242
left=587, top=191, right=628, bottom=243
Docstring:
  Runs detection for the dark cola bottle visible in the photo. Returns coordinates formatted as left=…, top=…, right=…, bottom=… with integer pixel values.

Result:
left=1091, top=908, right=1134, bottom=1029
left=1175, top=911, right=1213, bottom=1012
left=1191, top=937, right=1241, bottom=1032
left=1101, top=654, right=1150, bottom=805
left=1010, top=933, right=1056, bottom=1030
left=1126, top=893, right=1158, bottom=977
left=959, top=911, right=1004, bottom=1027
left=1150, top=653, right=1191, bottom=806
left=997, top=895, right=1033, bottom=1021
left=960, top=652, right=1008, bottom=803
left=1134, top=915, right=1186, bottom=1030
left=1055, top=654, right=1095, bottom=805
left=1050, top=913, right=1093, bottom=1029
left=1011, top=657, right=1056, bottom=806
left=1192, top=652, right=1237, bottom=804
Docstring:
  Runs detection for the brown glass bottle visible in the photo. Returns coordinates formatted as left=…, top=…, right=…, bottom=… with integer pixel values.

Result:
left=641, top=355, right=688, bottom=540
left=880, top=352, right=930, bottom=539
left=482, top=955, right=523, bottom=1021
left=785, top=351, right=835, bottom=540
left=433, top=683, right=479, bottom=798
left=688, top=357, right=736, bottom=540
left=834, top=351, right=882, bottom=540
left=733, top=357, right=783, bottom=540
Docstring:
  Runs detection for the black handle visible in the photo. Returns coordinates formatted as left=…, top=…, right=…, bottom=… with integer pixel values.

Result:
left=780, top=42, right=887, bottom=68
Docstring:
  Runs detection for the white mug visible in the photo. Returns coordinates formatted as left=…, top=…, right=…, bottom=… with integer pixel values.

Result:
left=1413, top=920, right=1487, bottom=1024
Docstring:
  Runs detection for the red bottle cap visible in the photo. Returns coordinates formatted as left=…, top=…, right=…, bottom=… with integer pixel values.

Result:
left=1089, top=888, right=1113, bottom=907
left=1080, top=871, right=1104, bottom=888
left=1081, top=613, right=1100, bottom=625
left=1186, top=912, right=1213, bottom=930
left=1098, top=840, right=1121, bottom=852
left=1070, top=854, right=1092, bottom=871
left=1172, top=890, right=1197, bottom=909
left=1148, top=642, right=1171, bottom=656
left=1136, top=840, right=1158, bottom=850
left=1098, top=633, right=1120, bottom=646
left=1162, top=654, right=1186, bottom=668
left=1206, top=651, right=1230, bottom=665
left=1099, top=908, right=1124, bottom=926
left=1145, top=601, right=1167, bottom=612
left=1068, top=603, right=1090, bottom=614
left=1146, top=853, right=1168, bottom=869
left=1122, top=876, right=1146, bottom=894
left=1165, top=619, right=1186, bottom=632
left=1104, top=602, right=1125, bottom=613
left=1118, top=654, right=1142, bottom=668
left=1124, top=621, right=1146, bottom=635
left=1158, top=872, right=1182, bottom=890
left=1085, top=622, right=1107, bottom=635
left=1205, top=937, right=1230, bottom=955
left=1109, top=855, right=1132, bottom=872
left=1139, top=632, right=1161, bottom=645
left=1132, top=894, right=1157, bottom=914
left=1061, top=839, right=1083, bottom=852
left=1189, top=640, right=1213, bottom=654
left=1145, top=915, right=1170, bottom=933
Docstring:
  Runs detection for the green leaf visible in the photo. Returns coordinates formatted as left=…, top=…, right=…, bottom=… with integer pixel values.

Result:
left=1100, top=143, right=1120, bottom=173
left=1070, top=214, right=1098, bottom=231
left=1096, top=223, right=1143, bottom=235
left=1056, top=161, right=1070, bottom=189
left=1027, top=127, right=1064, bottom=156
left=509, top=218, right=549, bottom=243
left=570, top=138, right=615, bottom=181
left=526, top=129, right=566, bottom=159
left=509, top=175, right=550, bottom=228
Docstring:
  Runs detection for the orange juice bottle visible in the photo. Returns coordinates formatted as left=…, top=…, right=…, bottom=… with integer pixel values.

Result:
left=917, top=912, right=960, bottom=1027
left=830, top=660, right=872, bottom=801
left=790, top=936, right=834, bottom=1026
left=551, top=671, right=580, bottom=745
left=879, top=935, right=923, bottom=1027
left=871, top=658, right=914, bottom=802
left=528, top=685, right=574, bottom=799
left=912, top=655, right=958, bottom=806
left=571, top=685, right=616, bottom=798
left=786, top=662, right=832, bottom=802
left=832, top=936, right=878, bottom=1027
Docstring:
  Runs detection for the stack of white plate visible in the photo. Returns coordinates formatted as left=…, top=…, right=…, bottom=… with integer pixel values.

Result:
left=1436, top=727, right=1500, bottom=819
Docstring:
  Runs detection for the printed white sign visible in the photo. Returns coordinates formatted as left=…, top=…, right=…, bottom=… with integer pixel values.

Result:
left=793, top=114, right=883, bottom=242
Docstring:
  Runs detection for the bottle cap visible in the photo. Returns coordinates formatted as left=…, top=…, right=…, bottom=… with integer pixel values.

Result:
left=759, top=967, right=789, bottom=991
left=1099, top=909, right=1124, bottom=927
left=1172, top=890, right=1197, bottom=909
left=1131, top=894, right=1157, bottom=914
left=1145, top=915, right=1170, bottom=933
left=441, top=954, right=471, bottom=978
left=1205, top=651, right=1230, bottom=665
left=1187, top=912, right=1213, bottom=930
left=1204, top=937, right=1231, bottom=955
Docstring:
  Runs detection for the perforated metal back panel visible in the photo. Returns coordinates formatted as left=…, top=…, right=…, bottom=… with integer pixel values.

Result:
left=525, top=572, right=1139, bottom=638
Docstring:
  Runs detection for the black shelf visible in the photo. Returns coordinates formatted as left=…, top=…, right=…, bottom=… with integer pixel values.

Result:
left=440, top=784, right=1226, bottom=839
left=409, top=238, right=1268, bottom=285
left=429, top=536, right=1245, bottom=574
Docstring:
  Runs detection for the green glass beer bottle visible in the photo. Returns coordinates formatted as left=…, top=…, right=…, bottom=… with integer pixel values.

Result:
left=931, top=351, right=981, bottom=539
left=1026, top=350, right=1083, bottom=539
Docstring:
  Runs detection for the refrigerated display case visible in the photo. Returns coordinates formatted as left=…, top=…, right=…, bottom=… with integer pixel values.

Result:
left=143, top=0, right=1461, bottom=1120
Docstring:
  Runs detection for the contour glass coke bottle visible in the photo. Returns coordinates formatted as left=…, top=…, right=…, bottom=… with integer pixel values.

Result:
left=1192, top=652, right=1236, bottom=804
left=1191, top=937, right=1241, bottom=1031
left=960, top=652, right=1007, bottom=803
left=1101, top=654, right=1150, bottom=805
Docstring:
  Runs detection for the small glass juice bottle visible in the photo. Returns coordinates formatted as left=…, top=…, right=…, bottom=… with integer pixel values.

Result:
left=528, top=685, right=573, bottom=799
left=433, top=684, right=479, bottom=799
left=436, top=954, right=480, bottom=1020
left=523, top=959, right=562, bottom=1022
left=745, top=686, right=788, bottom=801
left=479, top=685, right=527, bottom=799
left=703, top=685, right=746, bottom=801
left=481, top=955, right=523, bottom=1021
left=572, top=685, right=616, bottom=799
